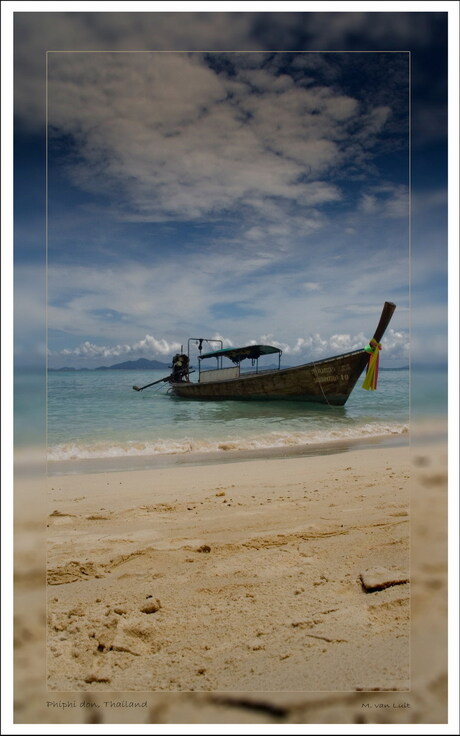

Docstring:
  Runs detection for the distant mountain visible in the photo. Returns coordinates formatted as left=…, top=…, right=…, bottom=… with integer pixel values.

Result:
left=49, top=358, right=171, bottom=372
left=95, top=358, right=171, bottom=371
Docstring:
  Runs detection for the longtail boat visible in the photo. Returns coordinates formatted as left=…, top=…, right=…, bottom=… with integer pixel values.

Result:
left=133, top=302, right=396, bottom=406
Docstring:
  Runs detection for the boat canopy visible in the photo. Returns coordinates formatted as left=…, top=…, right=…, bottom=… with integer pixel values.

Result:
left=199, top=344, right=282, bottom=364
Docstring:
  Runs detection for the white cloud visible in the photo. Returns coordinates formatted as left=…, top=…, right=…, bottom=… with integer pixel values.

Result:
left=51, top=324, right=409, bottom=366
left=377, top=184, right=409, bottom=218
left=360, top=193, right=378, bottom=214
left=133, top=335, right=181, bottom=355
left=45, top=233, right=412, bottom=366
left=45, top=52, right=395, bottom=228
left=13, top=11, right=444, bottom=154
left=59, top=334, right=181, bottom=359
left=231, top=327, right=408, bottom=363
left=358, top=184, right=408, bottom=219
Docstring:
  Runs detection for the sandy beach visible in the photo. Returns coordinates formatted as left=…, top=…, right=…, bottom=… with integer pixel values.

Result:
left=13, top=435, right=448, bottom=724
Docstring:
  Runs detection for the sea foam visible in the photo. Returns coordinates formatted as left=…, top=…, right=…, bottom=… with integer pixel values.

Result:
left=47, top=422, right=408, bottom=462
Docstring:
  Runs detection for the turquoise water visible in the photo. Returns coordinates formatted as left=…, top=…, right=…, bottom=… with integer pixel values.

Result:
left=15, top=365, right=448, bottom=472
left=14, top=368, right=46, bottom=447
left=40, top=367, right=412, bottom=465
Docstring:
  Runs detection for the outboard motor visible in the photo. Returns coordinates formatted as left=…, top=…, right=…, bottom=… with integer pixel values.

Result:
left=171, top=353, right=190, bottom=382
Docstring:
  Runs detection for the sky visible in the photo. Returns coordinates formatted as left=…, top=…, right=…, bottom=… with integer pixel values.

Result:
left=9, top=6, right=452, bottom=369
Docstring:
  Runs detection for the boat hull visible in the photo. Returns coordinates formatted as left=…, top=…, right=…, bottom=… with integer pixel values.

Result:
left=170, top=349, right=369, bottom=405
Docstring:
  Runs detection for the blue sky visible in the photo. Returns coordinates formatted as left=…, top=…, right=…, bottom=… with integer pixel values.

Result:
left=11, top=9, right=450, bottom=369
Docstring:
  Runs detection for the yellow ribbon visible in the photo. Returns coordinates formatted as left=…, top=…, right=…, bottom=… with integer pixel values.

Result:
left=362, top=338, right=382, bottom=391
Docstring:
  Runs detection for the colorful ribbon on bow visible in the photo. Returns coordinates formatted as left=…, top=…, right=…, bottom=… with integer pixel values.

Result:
left=362, top=338, right=382, bottom=391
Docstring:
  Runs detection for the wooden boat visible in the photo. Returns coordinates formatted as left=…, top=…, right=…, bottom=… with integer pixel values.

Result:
left=167, top=301, right=396, bottom=406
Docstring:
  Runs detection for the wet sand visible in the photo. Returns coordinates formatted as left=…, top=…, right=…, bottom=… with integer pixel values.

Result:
left=45, top=431, right=408, bottom=477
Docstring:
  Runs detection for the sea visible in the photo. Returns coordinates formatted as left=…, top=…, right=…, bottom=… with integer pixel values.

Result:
left=13, top=363, right=447, bottom=476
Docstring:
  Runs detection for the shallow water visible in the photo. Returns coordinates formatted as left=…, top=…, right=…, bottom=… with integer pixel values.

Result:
left=13, top=363, right=450, bottom=475
left=40, top=367, right=411, bottom=469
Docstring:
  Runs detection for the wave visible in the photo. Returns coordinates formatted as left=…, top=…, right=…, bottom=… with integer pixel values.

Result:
left=47, top=422, right=409, bottom=462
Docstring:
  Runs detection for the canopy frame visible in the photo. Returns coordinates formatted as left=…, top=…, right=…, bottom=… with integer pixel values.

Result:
left=198, top=344, right=282, bottom=377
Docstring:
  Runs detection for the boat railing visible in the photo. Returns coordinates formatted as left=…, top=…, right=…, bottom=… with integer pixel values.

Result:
left=186, top=337, right=283, bottom=382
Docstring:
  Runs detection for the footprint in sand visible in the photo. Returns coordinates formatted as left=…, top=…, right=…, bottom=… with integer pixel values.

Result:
left=97, top=613, right=163, bottom=656
left=47, top=560, right=103, bottom=585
